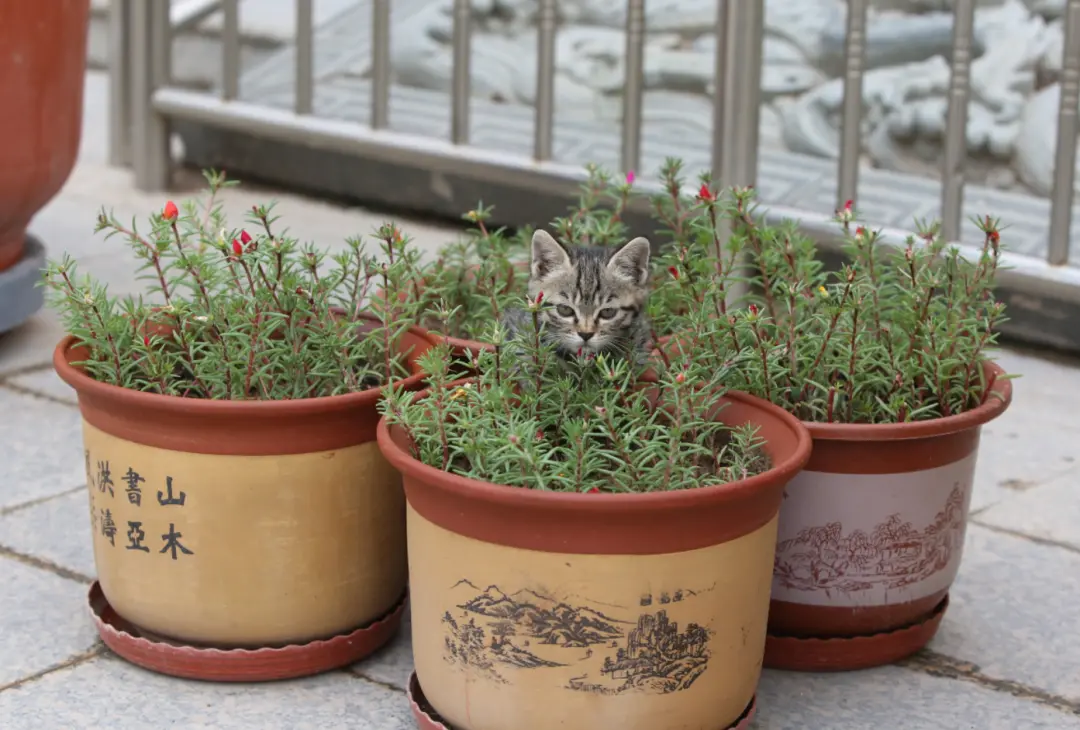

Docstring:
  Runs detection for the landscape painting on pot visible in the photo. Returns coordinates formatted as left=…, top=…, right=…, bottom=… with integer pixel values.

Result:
left=377, top=250, right=813, bottom=730
left=647, top=160, right=1016, bottom=670
left=46, top=172, right=436, bottom=681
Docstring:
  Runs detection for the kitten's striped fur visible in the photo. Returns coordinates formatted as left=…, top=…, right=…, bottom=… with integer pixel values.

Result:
left=500, top=230, right=652, bottom=364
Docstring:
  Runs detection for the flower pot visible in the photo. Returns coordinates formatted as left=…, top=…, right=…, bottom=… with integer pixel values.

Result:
left=53, top=324, right=437, bottom=679
left=0, top=1, right=88, bottom=271
left=765, top=362, right=1013, bottom=671
left=377, top=387, right=813, bottom=730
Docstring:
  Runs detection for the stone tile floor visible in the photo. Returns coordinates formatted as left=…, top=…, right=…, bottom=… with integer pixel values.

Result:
left=1, top=71, right=1079, bottom=729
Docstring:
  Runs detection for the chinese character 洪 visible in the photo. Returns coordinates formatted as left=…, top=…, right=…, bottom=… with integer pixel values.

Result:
left=96, top=460, right=115, bottom=497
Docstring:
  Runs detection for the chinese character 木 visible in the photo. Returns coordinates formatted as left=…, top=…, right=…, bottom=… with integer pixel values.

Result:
left=96, top=460, right=114, bottom=497
left=125, top=521, right=149, bottom=552
left=160, top=523, right=194, bottom=560
left=123, top=468, right=145, bottom=506
left=100, top=509, right=117, bottom=546
left=157, top=476, right=186, bottom=507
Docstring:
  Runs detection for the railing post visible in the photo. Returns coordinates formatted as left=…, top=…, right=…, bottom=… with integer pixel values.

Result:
left=108, top=0, right=133, bottom=168
left=130, top=0, right=172, bottom=191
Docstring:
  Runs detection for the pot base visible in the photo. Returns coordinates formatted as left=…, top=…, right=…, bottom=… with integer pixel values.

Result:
left=763, top=594, right=949, bottom=672
left=406, top=672, right=758, bottom=730
left=88, top=581, right=406, bottom=682
left=0, top=235, right=45, bottom=334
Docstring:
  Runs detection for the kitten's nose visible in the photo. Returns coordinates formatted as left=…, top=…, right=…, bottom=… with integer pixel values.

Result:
left=578, top=332, right=594, bottom=342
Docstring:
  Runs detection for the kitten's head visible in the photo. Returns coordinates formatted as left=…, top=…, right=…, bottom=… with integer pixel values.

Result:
left=527, top=230, right=651, bottom=354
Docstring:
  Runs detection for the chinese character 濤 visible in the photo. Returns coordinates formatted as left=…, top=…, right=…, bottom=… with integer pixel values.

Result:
left=100, top=509, right=117, bottom=546
left=157, top=476, right=186, bottom=507
left=160, top=523, right=194, bottom=560
left=96, top=460, right=114, bottom=497
left=125, top=521, right=150, bottom=552
left=123, top=468, right=145, bottom=506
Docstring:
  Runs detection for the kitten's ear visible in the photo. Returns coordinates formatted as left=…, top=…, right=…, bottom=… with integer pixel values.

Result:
left=531, top=230, right=572, bottom=280
left=607, top=237, right=651, bottom=285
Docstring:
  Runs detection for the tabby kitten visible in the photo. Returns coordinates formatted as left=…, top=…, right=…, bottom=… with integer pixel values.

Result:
left=500, top=230, right=653, bottom=364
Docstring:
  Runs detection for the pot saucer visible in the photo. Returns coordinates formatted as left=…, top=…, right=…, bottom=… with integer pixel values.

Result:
left=764, top=594, right=949, bottom=672
left=88, top=581, right=406, bottom=682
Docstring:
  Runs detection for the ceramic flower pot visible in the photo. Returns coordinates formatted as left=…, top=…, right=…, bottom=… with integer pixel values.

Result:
left=0, top=1, right=88, bottom=271
left=377, top=387, right=813, bottom=730
left=53, top=324, right=437, bottom=680
left=764, top=362, right=1013, bottom=671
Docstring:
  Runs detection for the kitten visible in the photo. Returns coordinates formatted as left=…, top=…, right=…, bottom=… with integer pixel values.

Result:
left=500, top=230, right=653, bottom=364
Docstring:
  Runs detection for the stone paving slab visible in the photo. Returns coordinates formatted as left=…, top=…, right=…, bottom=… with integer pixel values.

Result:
left=0, top=559, right=97, bottom=688
left=0, top=655, right=413, bottom=730
left=0, top=389, right=86, bottom=510
left=5, top=369, right=77, bottom=407
left=755, top=664, right=1080, bottom=729
left=975, top=470, right=1080, bottom=550
left=929, top=525, right=1080, bottom=703
left=969, top=346, right=1080, bottom=513
left=0, top=490, right=95, bottom=582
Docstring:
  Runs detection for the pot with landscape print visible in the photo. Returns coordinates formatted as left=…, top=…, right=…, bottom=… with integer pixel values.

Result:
left=646, top=170, right=1017, bottom=670
left=376, top=299, right=813, bottom=730
left=47, top=179, right=436, bottom=682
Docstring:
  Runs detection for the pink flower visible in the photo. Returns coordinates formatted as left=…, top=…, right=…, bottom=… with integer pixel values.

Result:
left=509, top=434, right=519, bottom=445
left=626, top=170, right=635, bottom=185
left=675, top=372, right=686, bottom=384
left=162, top=201, right=178, bottom=220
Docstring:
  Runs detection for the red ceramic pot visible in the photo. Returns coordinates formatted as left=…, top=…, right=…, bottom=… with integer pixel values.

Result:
left=0, top=1, right=89, bottom=271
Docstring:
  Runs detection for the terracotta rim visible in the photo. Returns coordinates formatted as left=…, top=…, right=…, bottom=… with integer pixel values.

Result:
left=378, top=383, right=813, bottom=554
left=88, top=581, right=406, bottom=682
left=53, top=318, right=438, bottom=455
left=763, top=594, right=949, bottom=672
left=803, top=362, right=1012, bottom=442
left=406, top=672, right=758, bottom=730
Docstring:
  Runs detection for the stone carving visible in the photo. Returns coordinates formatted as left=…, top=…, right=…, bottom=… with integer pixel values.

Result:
left=385, top=0, right=1079, bottom=199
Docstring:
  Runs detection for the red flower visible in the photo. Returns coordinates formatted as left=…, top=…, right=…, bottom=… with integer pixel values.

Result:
left=536, top=291, right=544, bottom=304
left=668, top=265, right=680, bottom=280
left=675, top=372, right=686, bottom=384
left=988, top=230, right=1000, bottom=244
left=855, top=226, right=866, bottom=238
left=509, top=434, right=520, bottom=445
left=748, top=304, right=759, bottom=315
left=162, top=201, right=178, bottom=220
left=535, top=429, right=545, bottom=440
left=697, top=183, right=714, bottom=202
left=844, top=199, right=853, bottom=212
left=231, top=239, right=243, bottom=256
left=143, top=335, right=151, bottom=347
left=240, top=229, right=252, bottom=245
left=586, top=487, right=600, bottom=494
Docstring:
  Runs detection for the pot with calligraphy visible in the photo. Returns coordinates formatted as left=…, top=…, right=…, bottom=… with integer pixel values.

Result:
left=763, top=362, right=1013, bottom=672
left=377, top=386, right=812, bottom=730
left=53, top=324, right=437, bottom=682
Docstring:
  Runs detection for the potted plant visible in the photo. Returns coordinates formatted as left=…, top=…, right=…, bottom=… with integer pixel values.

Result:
left=376, top=284, right=813, bottom=729
left=392, top=165, right=640, bottom=363
left=47, top=171, right=437, bottom=682
left=0, top=1, right=89, bottom=332
left=649, top=160, right=1015, bottom=671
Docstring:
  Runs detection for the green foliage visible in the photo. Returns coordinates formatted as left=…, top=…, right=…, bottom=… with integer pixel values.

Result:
left=380, top=296, right=771, bottom=494
left=647, top=158, right=1013, bottom=424
left=42, top=170, right=418, bottom=400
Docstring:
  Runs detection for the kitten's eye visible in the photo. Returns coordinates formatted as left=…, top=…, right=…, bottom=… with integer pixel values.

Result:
left=555, top=304, right=575, bottom=318
left=598, top=308, right=617, bottom=320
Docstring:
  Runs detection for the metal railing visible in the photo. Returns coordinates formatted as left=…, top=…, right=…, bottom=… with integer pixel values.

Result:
left=108, top=0, right=1080, bottom=348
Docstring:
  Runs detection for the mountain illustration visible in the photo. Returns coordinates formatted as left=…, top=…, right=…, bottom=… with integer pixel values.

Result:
left=453, top=582, right=629, bottom=648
